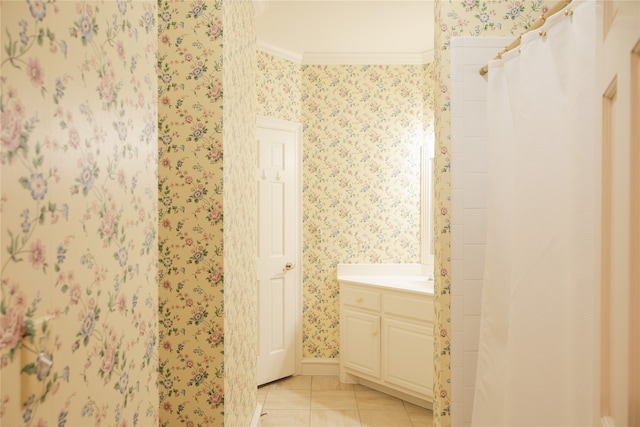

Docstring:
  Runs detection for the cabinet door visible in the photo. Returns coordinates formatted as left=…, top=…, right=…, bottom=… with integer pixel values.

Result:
left=382, top=318, right=433, bottom=398
left=342, top=309, right=380, bottom=378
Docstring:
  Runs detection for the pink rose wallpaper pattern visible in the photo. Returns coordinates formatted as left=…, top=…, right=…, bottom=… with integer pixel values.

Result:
left=0, top=0, right=561, bottom=425
left=157, top=0, right=225, bottom=424
left=1, top=0, right=159, bottom=425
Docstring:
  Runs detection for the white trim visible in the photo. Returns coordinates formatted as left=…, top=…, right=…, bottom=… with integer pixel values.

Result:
left=294, top=121, right=303, bottom=378
left=256, top=115, right=301, bottom=133
left=300, top=358, right=341, bottom=376
left=421, top=141, right=435, bottom=269
left=256, top=39, right=304, bottom=63
left=421, top=50, right=435, bottom=64
left=249, top=403, right=263, bottom=427
left=302, top=50, right=434, bottom=65
left=256, top=115, right=304, bottom=379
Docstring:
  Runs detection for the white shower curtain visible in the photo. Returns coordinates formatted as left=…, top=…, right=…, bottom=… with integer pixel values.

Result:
left=473, top=1, right=596, bottom=426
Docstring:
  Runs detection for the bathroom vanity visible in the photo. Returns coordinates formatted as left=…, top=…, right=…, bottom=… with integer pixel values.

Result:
left=337, top=264, right=434, bottom=408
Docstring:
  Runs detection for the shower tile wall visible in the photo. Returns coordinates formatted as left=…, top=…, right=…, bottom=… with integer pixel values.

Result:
left=449, top=37, right=511, bottom=427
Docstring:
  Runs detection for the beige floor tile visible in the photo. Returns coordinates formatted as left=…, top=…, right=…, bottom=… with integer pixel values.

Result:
left=353, top=383, right=371, bottom=391
left=260, top=376, right=430, bottom=426
left=310, top=409, right=361, bottom=427
left=312, top=375, right=355, bottom=390
left=311, top=390, right=358, bottom=410
left=269, top=375, right=313, bottom=390
left=354, top=389, right=389, bottom=398
left=408, top=411, right=434, bottom=426
left=359, top=410, right=413, bottom=427
left=259, top=409, right=310, bottom=427
left=263, top=389, right=311, bottom=410
left=402, top=401, right=432, bottom=413
left=355, top=390, right=406, bottom=411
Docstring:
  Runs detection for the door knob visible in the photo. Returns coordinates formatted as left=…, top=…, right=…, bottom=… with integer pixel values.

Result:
left=284, top=262, right=294, bottom=271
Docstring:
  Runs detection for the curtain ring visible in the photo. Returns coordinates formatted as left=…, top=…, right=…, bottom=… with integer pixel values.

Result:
left=539, top=30, right=547, bottom=37
left=564, top=8, right=573, bottom=16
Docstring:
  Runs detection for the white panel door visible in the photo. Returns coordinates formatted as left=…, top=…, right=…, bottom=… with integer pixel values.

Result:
left=257, top=117, right=301, bottom=386
left=596, top=2, right=640, bottom=425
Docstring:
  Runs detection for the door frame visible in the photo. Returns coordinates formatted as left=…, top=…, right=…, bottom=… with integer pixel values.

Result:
left=595, top=1, right=640, bottom=425
left=256, top=115, right=303, bottom=376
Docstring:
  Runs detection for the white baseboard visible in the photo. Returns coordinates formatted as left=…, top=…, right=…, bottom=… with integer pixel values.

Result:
left=300, top=358, right=340, bottom=375
left=250, top=402, right=262, bottom=427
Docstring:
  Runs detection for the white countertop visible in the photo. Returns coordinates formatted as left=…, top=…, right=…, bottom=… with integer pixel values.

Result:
left=337, top=263, right=435, bottom=295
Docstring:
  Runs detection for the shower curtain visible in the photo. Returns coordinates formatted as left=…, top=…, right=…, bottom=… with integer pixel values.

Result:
left=473, top=1, right=596, bottom=426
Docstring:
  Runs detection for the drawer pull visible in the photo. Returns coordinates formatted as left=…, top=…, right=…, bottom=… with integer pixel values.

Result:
left=371, top=330, right=378, bottom=336
left=356, top=297, right=362, bottom=303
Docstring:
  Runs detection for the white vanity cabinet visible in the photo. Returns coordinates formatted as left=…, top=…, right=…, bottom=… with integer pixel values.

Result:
left=339, top=281, right=434, bottom=406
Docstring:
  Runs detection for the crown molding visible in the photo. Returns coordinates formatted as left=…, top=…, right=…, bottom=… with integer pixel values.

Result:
left=420, top=49, right=435, bottom=64
left=256, top=39, right=304, bottom=63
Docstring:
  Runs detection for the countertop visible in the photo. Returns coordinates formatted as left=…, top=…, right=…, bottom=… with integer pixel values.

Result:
left=337, top=264, right=434, bottom=295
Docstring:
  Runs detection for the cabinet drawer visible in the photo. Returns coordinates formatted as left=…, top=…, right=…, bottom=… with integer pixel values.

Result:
left=341, top=286, right=381, bottom=312
left=383, top=293, right=432, bottom=322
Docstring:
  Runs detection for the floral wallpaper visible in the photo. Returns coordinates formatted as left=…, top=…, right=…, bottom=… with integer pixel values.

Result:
left=0, top=0, right=159, bottom=426
left=257, top=50, right=301, bottom=123
left=431, top=1, right=555, bottom=425
left=222, top=1, right=257, bottom=426
left=301, top=64, right=431, bottom=358
left=157, top=0, right=227, bottom=425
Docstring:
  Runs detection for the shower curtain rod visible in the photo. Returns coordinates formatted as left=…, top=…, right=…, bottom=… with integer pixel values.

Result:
left=478, top=0, right=573, bottom=76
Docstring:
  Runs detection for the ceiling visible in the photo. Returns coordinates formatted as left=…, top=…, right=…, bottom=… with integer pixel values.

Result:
left=254, top=1, right=435, bottom=64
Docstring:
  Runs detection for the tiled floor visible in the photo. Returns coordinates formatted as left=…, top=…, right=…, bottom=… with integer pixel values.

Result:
left=257, top=375, right=433, bottom=427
